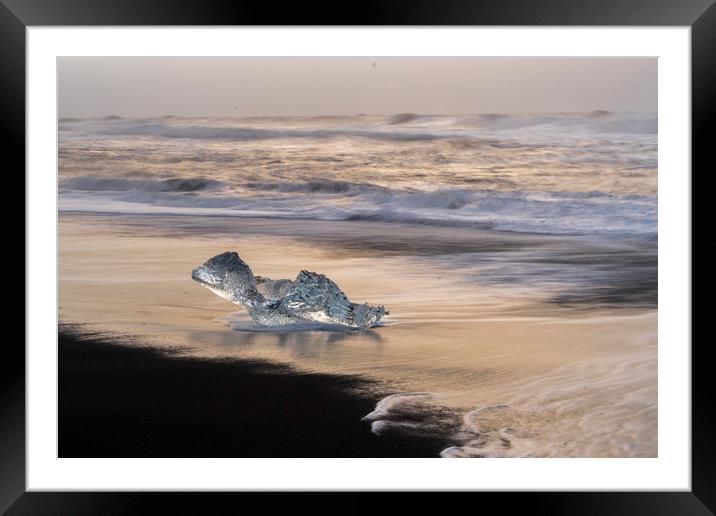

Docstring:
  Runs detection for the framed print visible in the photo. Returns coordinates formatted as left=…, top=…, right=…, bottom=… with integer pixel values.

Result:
left=4, top=0, right=709, bottom=513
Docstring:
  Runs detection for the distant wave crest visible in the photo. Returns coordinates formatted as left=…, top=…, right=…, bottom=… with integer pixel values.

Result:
left=60, top=176, right=224, bottom=193
left=244, top=179, right=382, bottom=195
left=59, top=111, right=657, bottom=143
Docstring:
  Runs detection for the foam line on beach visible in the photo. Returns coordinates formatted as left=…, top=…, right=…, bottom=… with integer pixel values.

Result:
left=362, top=392, right=434, bottom=421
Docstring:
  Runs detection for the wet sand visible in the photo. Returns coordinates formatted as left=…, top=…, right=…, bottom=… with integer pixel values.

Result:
left=58, top=212, right=657, bottom=457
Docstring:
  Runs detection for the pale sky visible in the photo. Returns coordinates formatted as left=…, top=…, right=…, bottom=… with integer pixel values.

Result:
left=58, top=57, right=657, bottom=118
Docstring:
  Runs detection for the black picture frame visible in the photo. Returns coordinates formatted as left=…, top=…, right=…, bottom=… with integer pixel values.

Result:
left=3, top=0, right=708, bottom=513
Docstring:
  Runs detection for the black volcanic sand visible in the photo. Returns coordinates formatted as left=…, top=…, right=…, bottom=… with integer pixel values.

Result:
left=59, top=327, right=456, bottom=458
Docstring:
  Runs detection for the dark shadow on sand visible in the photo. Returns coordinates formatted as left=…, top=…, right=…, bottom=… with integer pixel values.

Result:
left=58, top=326, right=453, bottom=458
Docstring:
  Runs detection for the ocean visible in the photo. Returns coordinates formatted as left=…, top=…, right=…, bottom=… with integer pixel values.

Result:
left=59, top=111, right=656, bottom=235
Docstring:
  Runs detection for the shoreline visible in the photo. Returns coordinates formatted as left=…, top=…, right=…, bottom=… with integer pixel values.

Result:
left=59, top=326, right=457, bottom=458
left=58, top=212, right=657, bottom=457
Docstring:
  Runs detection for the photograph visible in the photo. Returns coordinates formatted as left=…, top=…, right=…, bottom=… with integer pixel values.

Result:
left=57, top=56, right=658, bottom=459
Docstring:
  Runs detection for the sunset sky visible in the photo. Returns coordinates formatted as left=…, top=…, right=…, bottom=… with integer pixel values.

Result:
left=58, top=57, right=657, bottom=118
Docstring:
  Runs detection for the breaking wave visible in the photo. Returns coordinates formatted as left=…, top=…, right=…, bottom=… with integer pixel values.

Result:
left=61, top=176, right=224, bottom=193
left=72, top=120, right=446, bottom=142
left=244, top=179, right=384, bottom=195
left=59, top=111, right=657, bottom=143
left=59, top=179, right=656, bottom=236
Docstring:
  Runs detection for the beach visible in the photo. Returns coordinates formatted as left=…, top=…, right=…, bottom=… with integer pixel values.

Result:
left=57, top=112, right=657, bottom=457
left=59, top=211, right=657, bottom=457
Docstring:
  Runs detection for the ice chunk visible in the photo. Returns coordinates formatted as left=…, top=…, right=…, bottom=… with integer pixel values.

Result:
left=191, top=251, right=388, bottom=328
